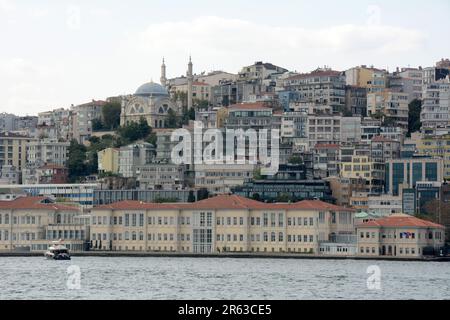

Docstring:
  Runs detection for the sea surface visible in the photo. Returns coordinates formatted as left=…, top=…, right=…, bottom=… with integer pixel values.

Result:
left=0, top=257, right=449, bottom=300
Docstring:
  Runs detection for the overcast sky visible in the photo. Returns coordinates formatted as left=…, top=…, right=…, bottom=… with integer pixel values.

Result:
left=1, top=0, right=449, bottom=115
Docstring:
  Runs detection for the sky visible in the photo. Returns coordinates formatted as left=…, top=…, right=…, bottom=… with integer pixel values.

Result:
left=0, top=0, right=449, bottom=116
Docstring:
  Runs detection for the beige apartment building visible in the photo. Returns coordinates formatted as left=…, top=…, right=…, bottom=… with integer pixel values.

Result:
left=0, top=132, right=36, bottom=172
left=90, top=194, right=355, bottom=255
left=0, top=196, right=87, bottom=252
left=357, top=213, right=445, bottom=258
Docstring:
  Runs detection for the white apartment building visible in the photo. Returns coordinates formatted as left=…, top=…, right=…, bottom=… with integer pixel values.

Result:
left=195, top=163, right=254, bottom=194
left=421, top=78, right=450, bottom=130
left=367, top=90, right=409, bottom=130
left=26, top=139, right=70, bottom=167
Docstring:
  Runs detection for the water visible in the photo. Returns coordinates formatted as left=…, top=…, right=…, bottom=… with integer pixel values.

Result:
left=0, top=257, right=449, bottom=300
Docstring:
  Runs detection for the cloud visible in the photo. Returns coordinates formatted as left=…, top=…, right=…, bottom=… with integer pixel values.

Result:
left=125, top=16, right=426, bottom=73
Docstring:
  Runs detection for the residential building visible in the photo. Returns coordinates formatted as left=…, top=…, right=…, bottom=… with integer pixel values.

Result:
left=284, top=68, right=346, bottom=113
left=98, top=148, right=120, bottom=174
left=367, top=194, right=403, bottom=215
left=417, top=133, right=450, bottom=180
left=26, top=139, right=70, bottom=167
left=420, top=78, right=450, bottom=131
left=118, top=143, right=156, bottom=178
left=23, top=164, right=69, bottom=184
left=313, top=144, right=340, bottom=178
left=0, top=165, right=20, bottom=185
left=195, top=163, right=254, bottom=194
left=72, top=100, right=106, bottom=143
left=93, top=189, right=194, bottom=206
left=367, top=90, right=409, bottom=130
left=0, top=132, right=35, bottom=171
left=136, top=163, right=187, bottom=190
left=345, top=85, right=367, bottom=116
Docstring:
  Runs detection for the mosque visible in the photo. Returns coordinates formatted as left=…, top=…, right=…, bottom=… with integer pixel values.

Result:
left=120, top=57, right=193, bottom=128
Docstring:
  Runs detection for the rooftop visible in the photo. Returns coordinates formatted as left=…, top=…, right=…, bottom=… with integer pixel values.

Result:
left=0, top=196, right=79, bottom=211
left=358, top=213, right=444, bottom=229
left=94, top=194, right=353, bottom=211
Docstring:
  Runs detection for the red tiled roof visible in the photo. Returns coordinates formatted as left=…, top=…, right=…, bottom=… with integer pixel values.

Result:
left=94, top=194, right=353, bottom=212
left=358, top=214, right=444, bottom=229
left=228, top=102, right=271, bottom=111
left=0, top=196, right=78, bottom=211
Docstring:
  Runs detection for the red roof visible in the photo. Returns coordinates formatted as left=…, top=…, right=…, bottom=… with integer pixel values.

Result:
left=358, top=214, right=444, bottom=229
left=94, top=194, right=353, bottom=212
left=228, top=102, right=271, bottom=111
left=0, top=196, right=78, bottom=211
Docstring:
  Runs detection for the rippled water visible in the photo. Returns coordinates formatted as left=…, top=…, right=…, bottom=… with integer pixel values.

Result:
left=0, top=257, right=449, bottom=300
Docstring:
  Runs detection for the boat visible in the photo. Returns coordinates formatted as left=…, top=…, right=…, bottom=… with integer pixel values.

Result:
left=44, top=240, right=71, bottom=260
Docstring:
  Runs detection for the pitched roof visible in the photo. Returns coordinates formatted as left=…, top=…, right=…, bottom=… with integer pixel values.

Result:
left=358, top=213, right=444, bottom=229
left=0, top=196, right=78, bottom=211
left=94, top=194, right=353, bottom=212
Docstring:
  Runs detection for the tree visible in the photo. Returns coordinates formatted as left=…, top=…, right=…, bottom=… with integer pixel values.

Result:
left=288, top=155, right=303, bottom=165
left=102, top=102, right=121, bottom=130
left=67, top=140, right=88, bottom=182
left=408, top=99, right=422, bottom=137
left=92, top=118, right=104, bottom=131
left=116, top=117, right=151, bottom=143
left=167, top=109, right=180, bottom=128
left=145, top=132, right=157, bottom=146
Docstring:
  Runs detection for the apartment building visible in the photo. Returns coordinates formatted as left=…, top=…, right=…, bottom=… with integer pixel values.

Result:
left=284, top=68, right=346, bottom=113
left=26, top=139, right=70, bottom=167
left=357, top=213, right=445, bottom=258
left=0, top=132, right=35, bottom=172
left=420, top=79, right=450, bottom=130
left=98, top=148, right=120, bottom=174
left=417, top=134, right=450, bottom=179
left=0, top=196, right=87, bottom=252
left=367, top=90, right=409, bottom=130
left=71, top=100, right=106, bottom=143
left=89, top=194, right=355, bottom=255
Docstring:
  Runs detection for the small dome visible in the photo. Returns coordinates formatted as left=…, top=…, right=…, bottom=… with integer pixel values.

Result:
left=135, top=81, right=168, bottom=97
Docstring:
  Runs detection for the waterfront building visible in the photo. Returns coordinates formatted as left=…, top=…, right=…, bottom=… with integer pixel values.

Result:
left=385, top=156, right=444, bottom=196
left=26, top=139, right=70, bottom=168
left=89, top=194, right=354, bottom=255
left=0, top=196, right=87, bottom=252
left=356, top=213, right=445, bottom=258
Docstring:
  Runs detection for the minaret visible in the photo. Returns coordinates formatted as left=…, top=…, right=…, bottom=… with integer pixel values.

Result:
left=160, top=58, right=167, bottom=88
left=187, top=56, right=193, bottom=110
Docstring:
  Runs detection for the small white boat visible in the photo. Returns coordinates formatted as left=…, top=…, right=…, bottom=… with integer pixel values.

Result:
left=44, top=240, right=71, bottom=260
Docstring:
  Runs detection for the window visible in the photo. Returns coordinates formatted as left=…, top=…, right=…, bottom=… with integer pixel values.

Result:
left=139, top=214, right=144, bottom=227
left=278, top=232, right=283, bottom=242
left=263, top=213, right=268, bottom=227
left=125, top=214, right=129, bottom=227
left=132, top=214, right=136, bottom=227
left=239, top=217, right=244, bottom=225
left=271, top=232, right=276, bottom=242
left=263, top=232, right=268, bottom=242
left=278, top=213, right=284, bottom=227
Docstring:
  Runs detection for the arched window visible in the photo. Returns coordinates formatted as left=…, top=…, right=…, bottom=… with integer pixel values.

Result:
left=139, top=232, right=144, bottom=241
left=159, top=107, right=164, bottom=114
left=132, top=231, right=137, bottom=241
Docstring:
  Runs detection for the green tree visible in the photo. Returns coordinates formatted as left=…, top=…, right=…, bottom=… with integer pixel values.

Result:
left=92, top=118, right=104, bottom=131
left=288, top=155, right=303, bottom=165
left=67, top=140, right=88, bottom=182
left=102, top=102, right=122, bottom=130
left=408, top=99, right=422, bottom=137
left=167, top=109, right=180, bottom=128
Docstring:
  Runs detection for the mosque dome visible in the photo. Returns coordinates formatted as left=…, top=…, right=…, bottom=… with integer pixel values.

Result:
left=135, top=81, right=168, bottom=97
